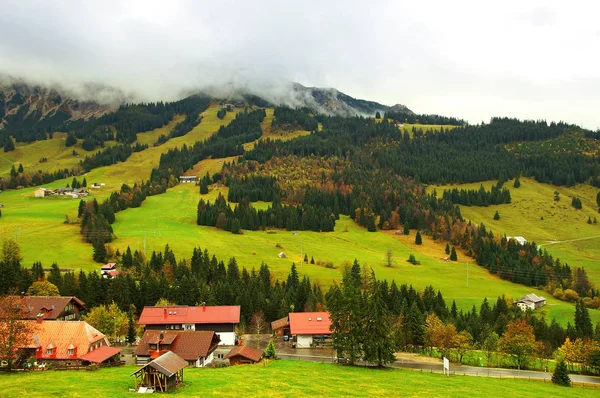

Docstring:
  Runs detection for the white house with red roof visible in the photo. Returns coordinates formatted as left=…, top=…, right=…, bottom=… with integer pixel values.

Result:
left=289, top=312, right=332, bottom=348
left=137, top=304, right=240, bottom=346
left=100, top=263, right=120, bottom=279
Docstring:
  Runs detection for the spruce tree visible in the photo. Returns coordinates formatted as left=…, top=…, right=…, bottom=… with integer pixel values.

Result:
left=10, top=165, right=17, bottom=177
left=493, top=210, right=500, bottom=220
left=363, top=271, right=396, bottom=366
left=4, top=138, right=15, bottom=152
left=127, top=306, right=136, bottom=344
left=82, top=177, right=87, bottom=188
left=450, top=246, right=458, bottom=261
left=264, top=339, right=277, bottom=359
left=445, top=243, right=450, bottom=254
left=552, top=359, right=571, bottom=386
left=200, top=180, right=208, bottom=194
left=415, top=231, right=422, bottom=245
left=93, top=241, right=107, bottom=263
left=513, top=176, right=520, bottom=188
left=17, top=163, right=23, bottom=173
left=575, top=299, right=593, bottom=338
left=310, top=256, right=315, bottom=264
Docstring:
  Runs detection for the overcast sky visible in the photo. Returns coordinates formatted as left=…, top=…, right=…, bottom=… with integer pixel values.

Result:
left=1, top=0, right=599, bottom=128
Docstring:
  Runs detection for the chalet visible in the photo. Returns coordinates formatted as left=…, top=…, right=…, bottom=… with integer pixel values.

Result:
left=101, top=263, right=119, bottom=279
left=18, top=320, right=121, bottom=367
left=271, top=316, right=290, bottom=337
left=516, top=293, right=546, bottom=311
left=134, top=330, right=220, bottom=367
left=289, top=312, right=332, bottom=348
left=224, top=345, right=263, bottom=365
left=131, top=351, right=186, bottom=393
left=138, top=305, right=240, bottom=346
left=34, top=188, right=48, bottom=198
left=179, top=176, right=197, bottom=183
left=16, top=296, right=86, bottom=321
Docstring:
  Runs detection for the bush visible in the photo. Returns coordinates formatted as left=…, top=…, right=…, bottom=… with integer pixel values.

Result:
left=264, top=340, right=276, bottom=359
left=493, top=210, right=500, bottom=220
left=563, top=289, right=579, bottom=302
left=407, top=254, right=420, bottom=265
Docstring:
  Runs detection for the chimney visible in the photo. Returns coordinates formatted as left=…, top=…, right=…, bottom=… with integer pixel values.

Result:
left=164, top=308, right=167, bottom=318
left=36, top=314, right=44, bottom=323
left=202, top=302, right=206, bottom=312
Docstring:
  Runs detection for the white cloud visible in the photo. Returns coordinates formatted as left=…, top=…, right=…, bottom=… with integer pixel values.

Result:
left=1, top=0, right=599, bottom=128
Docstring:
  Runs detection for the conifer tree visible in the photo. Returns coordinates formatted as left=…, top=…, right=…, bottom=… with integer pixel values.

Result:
left=9, top=165, right=17, bottom=177
left=4, top=138, right=15, bottom=152
left=82, top=177, right=87, bottom=188
left=127, top=305, right=136, bottom=343
left=264, top=339, right=277, bottom=359
left=575, top=300, right=593, bottom=338
left=200, top=180, right=208, bottom=194
left=363, top=271, right=396, bottom=366
left=310, top=256, right=315, bottom=264
left=450, top=246, right=458, bottom=261
left=513, top=176, right=520, bottom=188
left=445, top=243, right=450, bottom=254
left=415, top=231, right=422, bottom=245
left=552, top=358, right=571, bottom=387
left=17, top=163, right=23, bottom=173
left=493, top=210, right=500, bottom=220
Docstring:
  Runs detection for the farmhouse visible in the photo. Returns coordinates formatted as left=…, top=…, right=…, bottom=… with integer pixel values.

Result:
left=289, top=312, right=332, bottom=348
left=507, top=236, right=527, bottom=245
left=2, top=295, right=86, bottom=321
left=138, top=304, right=240, bottom=346
left=224, top=345, right=263, bottom=365
left=134, top=330, right=220, bottom=367
left=179, top=176, right=197, bottom=183
left=34, top=188, right=48, bottom=198
left=100, top=263, right=120, bottom=279
left=18, top=320, right=121, bottom=367
left=131, top=351, right=186, bottom=393
left=516, top=293, right=546, bottom=311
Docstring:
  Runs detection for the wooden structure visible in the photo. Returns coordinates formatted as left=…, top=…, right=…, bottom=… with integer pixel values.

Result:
left=271, top=316, right=290, bottom=337
left=225, top=345, right=263, bottom=365
left=131, top=351, right=186, bottom=392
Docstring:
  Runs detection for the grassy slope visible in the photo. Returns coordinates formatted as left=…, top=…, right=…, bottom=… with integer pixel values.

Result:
left=0, top=104, right=239, bottom=271
left=243, top=108, right=311, bottom=151
left=0, top=361, right=595, bottom=398
left=109, top=183, right=600, bottom=325
left=433, top=177, right=600, bottom=285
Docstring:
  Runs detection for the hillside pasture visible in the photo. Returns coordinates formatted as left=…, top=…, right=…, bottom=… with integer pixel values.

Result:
left=0, top=360, right=595, bottom=398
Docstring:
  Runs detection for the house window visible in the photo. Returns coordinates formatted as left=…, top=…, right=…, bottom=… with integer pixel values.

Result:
left=46, top=349, right=53, bottom=355
left=68, top=349, right=74, bottom=355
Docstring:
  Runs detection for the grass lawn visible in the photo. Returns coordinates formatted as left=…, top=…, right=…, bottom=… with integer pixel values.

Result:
left=0, top=360, right=595, bottom=397
left=108, top=183, right=600, bottom=326
left=433, top=177, right=600, bottom=285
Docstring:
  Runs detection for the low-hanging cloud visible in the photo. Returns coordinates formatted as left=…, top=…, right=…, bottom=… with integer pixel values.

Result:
left=1, top=0, right=599, bottom=128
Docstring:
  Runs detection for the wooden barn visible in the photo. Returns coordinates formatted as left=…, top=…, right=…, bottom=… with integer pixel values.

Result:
left=130, top=351, right=186, bottom=393
left=224, top=345, right=263, bottom=365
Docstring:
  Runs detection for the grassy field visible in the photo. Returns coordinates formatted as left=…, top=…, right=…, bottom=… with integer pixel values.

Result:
left=107, top=182, right=600, bottom=325
left=243, top=108, right=311, bottom=151
left=0, top=360, right=595, bottom=397
left=433, top=177, right=600, bottom=285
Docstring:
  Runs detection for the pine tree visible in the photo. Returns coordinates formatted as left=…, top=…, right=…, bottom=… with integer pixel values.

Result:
left=403, top=224, right=410, bottom=235
left=450, top=246, right=458, bottom=261
left=65, top=133, right=78, bottom=147
left=493, top=210, right=500, bottom=220
left=575, top=299, right=593, bottom=338
left=445, top=243, right=450, bottom=255
left=17, top=163, right=23, bottom=173
left=363, top=271, right=396, bottom=366
left=310, top=256, right=315, bottom=264
left=415, top=231, right=422, bottom=245
left=93, top=241, right=108, bottom=263
left=552, top=358, right=571, bottom=386
left=200, top=180, right=208, bottom=194
left=231, top=218, right=242, bottom=234
left=9, top=165, right=17, bottom=177
left=82, top=177, right=87, bottom=188
left=375, top=111, right=381, bottom=119
left=588, top=217, right=593, bottom=224
left=303, top=254, right=308, bottom=264
left=4, top=138, right=15, bottom=152
left=127, top=306, right=136, bottom=344
left=513, top=176, right=521, bottom=188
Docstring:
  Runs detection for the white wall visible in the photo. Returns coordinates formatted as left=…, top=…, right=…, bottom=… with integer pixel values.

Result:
left=297, top=335, right=313, bottom=348
left=217, top=332, right=236, bottom=346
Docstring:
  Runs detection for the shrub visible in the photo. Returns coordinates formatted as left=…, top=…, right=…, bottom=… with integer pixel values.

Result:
left=264, top=340, right=276, bottom=359
left=552, top=359, right=571, bottom=387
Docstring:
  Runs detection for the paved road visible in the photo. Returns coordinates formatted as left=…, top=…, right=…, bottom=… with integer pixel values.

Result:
left=276, top=351, right=600, bottom=385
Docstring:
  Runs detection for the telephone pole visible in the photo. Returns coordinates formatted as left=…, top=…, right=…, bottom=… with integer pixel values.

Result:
left=466, top=261, right=469, bottom=288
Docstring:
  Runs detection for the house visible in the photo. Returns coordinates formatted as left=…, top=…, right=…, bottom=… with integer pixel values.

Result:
left=137, top=304, right=240, bottom=346
left=271, top=316, right=290, bottom=337
left=134, top=330, right=220, bottom=367
left=179, top=176, right=197, bottom=183
left=101, top=263, right=120, bottom=279
left=289, top=312, right=332, bottom=348
left=131, top=351, right=186, bottom=393
left=34, top=188, right=48, bottom=198
left=18, top=320, right=121, bottom=367
left=507, top=236, right=527, bottom=245
left=224, top=345, right=263, bottom=365
left=7, top=295, right=87, bottom=321
left=516, top=293, right=547, bottom=311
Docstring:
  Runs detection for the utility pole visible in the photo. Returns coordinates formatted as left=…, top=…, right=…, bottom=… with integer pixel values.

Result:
left=144, top=231, right=147, bottom=255
left=466, top=261, right=469, bottom=288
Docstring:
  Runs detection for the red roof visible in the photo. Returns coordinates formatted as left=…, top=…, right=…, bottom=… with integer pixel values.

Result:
left=101, top=263, right=116, bottom=270
left=138, top=306, right=240, bottom=325
left=79, top=345, right=121, bottom=363
left=135, top=330, right=220, bottom=361
left=289, top=312, right=332, bottom=335
left=225, top=345, right=263, bottom=362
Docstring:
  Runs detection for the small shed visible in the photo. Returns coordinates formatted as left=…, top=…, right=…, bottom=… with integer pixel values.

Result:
left=271, top=316, right=290, bottom=337
left=130, top=351, right=187, bottom=392
left=34, top=188, right=46, bottom=198
left=224, top=345, right=263, bottom=365
left=278, top=252, right=287, bottom=259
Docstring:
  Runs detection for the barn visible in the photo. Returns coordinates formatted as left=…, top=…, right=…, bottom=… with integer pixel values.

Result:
left=130, top=351, right=186, bottom=393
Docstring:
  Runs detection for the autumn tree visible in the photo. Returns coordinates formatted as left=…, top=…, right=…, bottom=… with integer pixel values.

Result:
left=250, top=312, right=268, bottom=334
left=26, top=281, right=60, bottom=296
left=453, top=330, right=473, bottom=364
left=0, top=296, right=37, bottom=370
left=499, top=319, right=537, bottom=370
left=83, top=302, right=127, bottom=342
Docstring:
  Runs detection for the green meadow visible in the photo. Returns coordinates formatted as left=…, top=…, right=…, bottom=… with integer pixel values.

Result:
left=0, top=360, right=595, bottom=398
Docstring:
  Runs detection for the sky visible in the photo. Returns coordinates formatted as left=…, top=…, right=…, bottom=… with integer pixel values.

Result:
left=1, top=0, right=599, bottom=128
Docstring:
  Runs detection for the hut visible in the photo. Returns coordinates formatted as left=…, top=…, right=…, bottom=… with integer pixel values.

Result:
left=224, top=345, right=263, bottom=365
left=130, top=351, right=187, bottom=393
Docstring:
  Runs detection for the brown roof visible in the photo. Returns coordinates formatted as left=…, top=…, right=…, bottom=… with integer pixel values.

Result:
left=3, top=296, right=86, bottom=320
left=131, top=351, right=188, bottom=377
left=271, top=316, right=289, bottom=331
left=135, top=330, right=220, bottom=361
left=21, top=320, right=106, bottom=359
left=225, top=345, right=263, bottom=362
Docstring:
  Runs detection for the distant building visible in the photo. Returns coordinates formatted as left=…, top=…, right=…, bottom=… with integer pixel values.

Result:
left=179, top=176, right=197, bottom=183
left=516, top=293, right=546, bottom=311
left=289, top=312, right=332, bottom=348
left=271, top=316, right=290, bottom=337
left=34, top=188, right=48, bottom=198
left=225, top=345, right=263, bottom=365
left=101, top=263, right=119, bottom=279
left=8, top=296, right=87, bottom=321
left=137, top=305, right=240, bottom=346
left=507, top=236, right=527, bottom=245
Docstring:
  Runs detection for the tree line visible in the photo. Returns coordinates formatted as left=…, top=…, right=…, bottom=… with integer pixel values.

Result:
left=441, top=182, right=511, bottom=206
left=272, top=106, right=319, bottom=131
